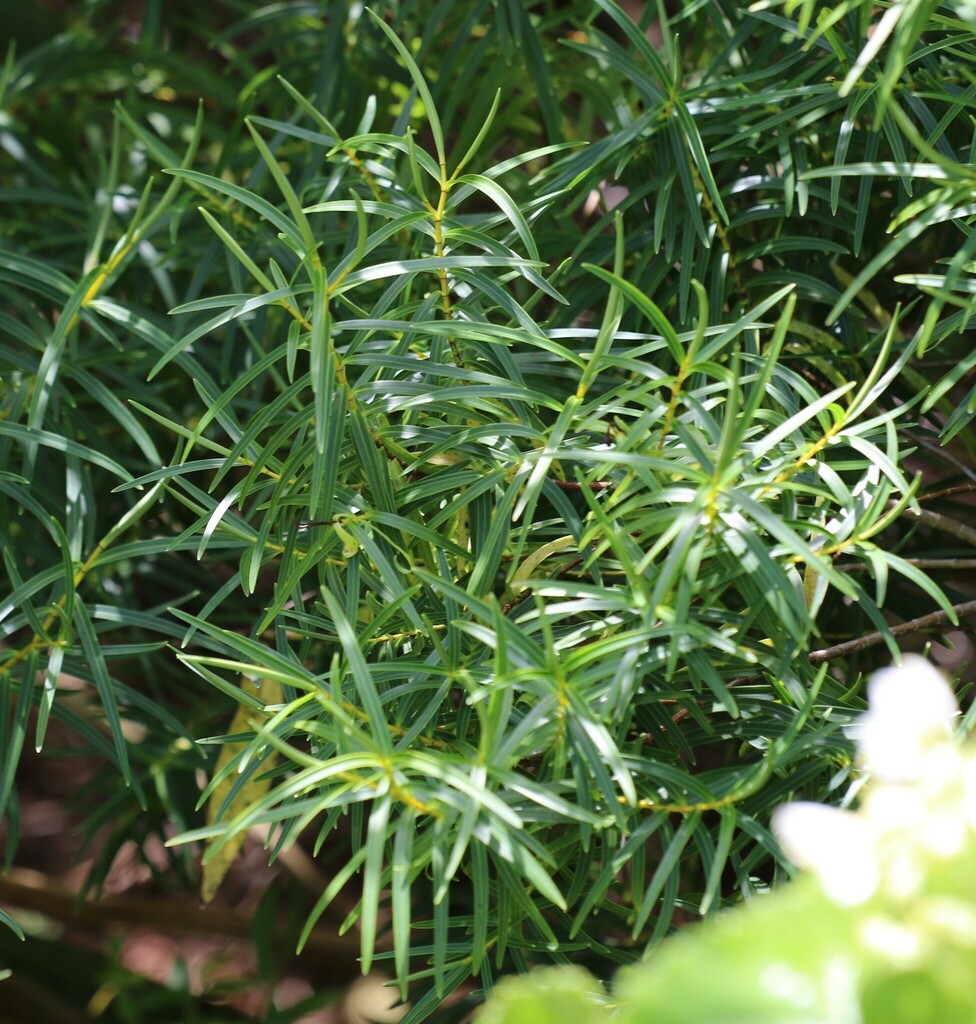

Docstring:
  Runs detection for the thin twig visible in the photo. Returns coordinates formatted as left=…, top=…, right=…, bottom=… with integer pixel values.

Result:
left=667, top=600, right=976, bottom=716
left=837, top=558, right=976, bottom=571
left=890, top=500, right=976, bottom=547
left=551, top=479, right=614, bottom=491
left=809, top=598, right=976, bottom=664
left=919, top=483, right=976, bottom=503
left=910, top=434, right=976, bottom=484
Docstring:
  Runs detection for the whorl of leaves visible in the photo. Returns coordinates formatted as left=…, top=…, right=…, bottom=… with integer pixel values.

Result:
left=1, top=1, right=975, bottom=1015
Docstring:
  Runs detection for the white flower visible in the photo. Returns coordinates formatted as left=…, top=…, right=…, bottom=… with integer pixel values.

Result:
left=859, top=915, right=921, bottom=965
left=854, top=655, right=958, bottom=783
left=773, top=657, right=962, bottom=909
left=772, top=802, right=879, bottom=906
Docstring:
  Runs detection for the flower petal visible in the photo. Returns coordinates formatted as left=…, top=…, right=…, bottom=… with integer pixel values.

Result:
left=856, top=656, right=957, bottom=781
left=773, top=802, right=878, bottom=906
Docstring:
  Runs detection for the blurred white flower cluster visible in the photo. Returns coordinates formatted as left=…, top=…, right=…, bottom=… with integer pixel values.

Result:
left=955, top=0, right=976, bottom=25
left=774, top=655, right=976, bottom=967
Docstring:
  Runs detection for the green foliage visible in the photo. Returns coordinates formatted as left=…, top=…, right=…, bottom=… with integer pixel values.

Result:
left=478, top=658, right=976, bottom=1024
left=2, top=0, right=975, bottom=1018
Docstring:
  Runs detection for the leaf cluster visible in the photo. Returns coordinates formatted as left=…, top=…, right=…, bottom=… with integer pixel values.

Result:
left=1, top=0, right=975, bottom=1018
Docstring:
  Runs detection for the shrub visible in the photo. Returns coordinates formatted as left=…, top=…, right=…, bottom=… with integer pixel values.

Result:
left=2, top=1, right=975, bottom=1018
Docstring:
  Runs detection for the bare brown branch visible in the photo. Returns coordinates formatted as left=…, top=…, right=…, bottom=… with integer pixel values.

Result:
left=809, top=599, right=976, bottom=664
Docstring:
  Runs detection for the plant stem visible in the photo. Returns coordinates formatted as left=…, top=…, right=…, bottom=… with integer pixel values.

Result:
left=809, top=599, right=976, bottom=663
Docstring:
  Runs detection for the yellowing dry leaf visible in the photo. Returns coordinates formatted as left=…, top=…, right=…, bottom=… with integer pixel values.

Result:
left=201, top=676, right=283, bottom=903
